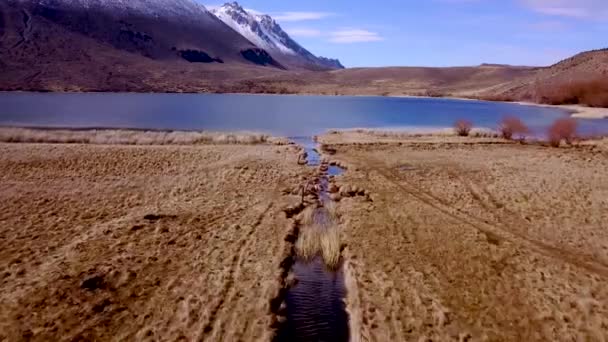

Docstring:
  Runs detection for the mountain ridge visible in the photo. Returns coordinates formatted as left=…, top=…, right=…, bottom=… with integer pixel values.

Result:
left=211, top=1, right=344, bottom=70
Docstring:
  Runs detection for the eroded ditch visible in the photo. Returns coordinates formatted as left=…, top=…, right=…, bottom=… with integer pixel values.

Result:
left=273, top=137, right=350, bottom=342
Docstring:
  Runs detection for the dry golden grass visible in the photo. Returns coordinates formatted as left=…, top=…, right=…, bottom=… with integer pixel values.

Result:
left=295, top=205, right=342, bottom=268
left=344, top=128, right=500, bottom=139
left=0, top=142, right=303, bottom=341
left=324, top=201, right=339, bottom=219
left=299, top=206, right=317, bottom=226
left=0, top=127, right=280, bottom=145
left=296, top=225, right=322, bottom=261
left=320, top=225, right=341, bottom=270
left=319, top=132, right=608, bottom=340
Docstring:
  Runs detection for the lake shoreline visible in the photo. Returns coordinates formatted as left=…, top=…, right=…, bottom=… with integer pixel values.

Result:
left=2, top=90, right=606, bottom=120
left=2, top=92, right=606, bottom=138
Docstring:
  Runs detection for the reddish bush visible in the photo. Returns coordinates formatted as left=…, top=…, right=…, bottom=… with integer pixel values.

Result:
left=537, top=78, right=608, bottom=108
left=548, top=118, right=578, bottom=147
left=499, top=116, right=530, bottom=140
left=454, top=120, right=473, bottom=136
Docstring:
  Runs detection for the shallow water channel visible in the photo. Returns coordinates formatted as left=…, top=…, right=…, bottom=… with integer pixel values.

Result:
left=275, top=137, right=349, bottom=342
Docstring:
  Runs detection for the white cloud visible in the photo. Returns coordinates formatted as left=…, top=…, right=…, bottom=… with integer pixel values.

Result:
left=285, top=28, right=323, bottom=37
left=521, top=0, right=608, bottom=19
left=273, top=11, right=333, bottom=22
left=329, top=29, right=384, bottom=43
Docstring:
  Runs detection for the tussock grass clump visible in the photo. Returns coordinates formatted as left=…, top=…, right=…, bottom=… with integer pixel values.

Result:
left=320, top=226, right=341, bottom=270
left=295, top=205, right=342, bottom=269
left=299, top=206, right=317, bottom=226
left=0, top=127, right=273, bottom=145
left=454, top=120, right=473, bottom=137
left=548, top=118, right=578, bottom=147
left=296, top=225, right=322, bottom=261
left=324, top=201, right=339, bottom=220
left=499, top=116, right=529, bottom=141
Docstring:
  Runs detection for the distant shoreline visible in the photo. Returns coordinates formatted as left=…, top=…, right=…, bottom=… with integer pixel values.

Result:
left=511, top=101, right=608, bottom=120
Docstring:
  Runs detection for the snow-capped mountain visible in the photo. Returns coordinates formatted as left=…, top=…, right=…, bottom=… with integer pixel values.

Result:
left=9, top=0, right=286, bottom=67
left=212, top=2, right=344, bottom=70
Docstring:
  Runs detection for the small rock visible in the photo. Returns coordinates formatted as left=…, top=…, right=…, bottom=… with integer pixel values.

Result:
left=329, top=184, right=339, bottom=193
left=330, top=193, right=342, bottom=202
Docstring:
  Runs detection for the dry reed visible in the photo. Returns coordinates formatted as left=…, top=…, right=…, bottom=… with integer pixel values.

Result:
left=320, top=225, right=341, bottom=270
left=295, top=205, right=342, bottom=269
left=0, top=127, right=278, bottom=145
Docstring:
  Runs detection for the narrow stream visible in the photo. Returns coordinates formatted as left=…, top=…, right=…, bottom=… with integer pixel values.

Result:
left=275, top=137, right=350, bottom=342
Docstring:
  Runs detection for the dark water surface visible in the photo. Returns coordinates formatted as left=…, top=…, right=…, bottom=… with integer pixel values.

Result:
left=275, top=139, right=349, bottom=342
left=1, top=92, right=607, bottom=136
left=277, top=257, right=349, bottom=342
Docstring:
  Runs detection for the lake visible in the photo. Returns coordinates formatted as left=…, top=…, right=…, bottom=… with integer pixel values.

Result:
left=1, top=92, right=607, bottom=137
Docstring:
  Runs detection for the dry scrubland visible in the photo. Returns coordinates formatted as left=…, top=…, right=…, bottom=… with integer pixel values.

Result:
left=319, top=131, right=608, bottom=341
left=0, top=141, right=308, bottom=340
left=2, top=129, right=608, bottom=341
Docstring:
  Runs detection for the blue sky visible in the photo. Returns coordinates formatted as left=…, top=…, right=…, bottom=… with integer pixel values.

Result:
left=205, top=0, right=608, bottom=68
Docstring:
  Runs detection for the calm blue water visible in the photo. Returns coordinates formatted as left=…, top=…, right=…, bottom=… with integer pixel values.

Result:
left=1, top=92, right=607, bottom=136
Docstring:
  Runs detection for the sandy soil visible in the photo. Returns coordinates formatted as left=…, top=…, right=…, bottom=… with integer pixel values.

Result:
left=513, top=102, right=608, bottom=120
left=319, top=131, right=608, bottom=341
left=0, top=142, right=307, bottom=341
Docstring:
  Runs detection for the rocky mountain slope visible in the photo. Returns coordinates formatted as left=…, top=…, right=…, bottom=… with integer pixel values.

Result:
left=211, top=2, right=343, bottom=70
left=0, top=0, right=288, bottom=91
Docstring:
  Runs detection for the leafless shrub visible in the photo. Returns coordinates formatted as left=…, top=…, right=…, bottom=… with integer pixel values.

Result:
left=454, top=120, right=473, bottom=137
left=548, top=118, right=578, bottom=147
left=499, top=116, right=530, bottom=141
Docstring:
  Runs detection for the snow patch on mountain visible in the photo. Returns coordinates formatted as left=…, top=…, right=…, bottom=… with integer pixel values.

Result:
left=212, top=2, right=295, bottom=55
left=211, top=2, right=343, bottom=69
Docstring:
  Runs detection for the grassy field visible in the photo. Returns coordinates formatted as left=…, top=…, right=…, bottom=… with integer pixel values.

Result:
left=2, top=130, right=608, bottom=340
left=0, top=141, right=307, bottom=341
left=319, top=130, right=608, bottom=341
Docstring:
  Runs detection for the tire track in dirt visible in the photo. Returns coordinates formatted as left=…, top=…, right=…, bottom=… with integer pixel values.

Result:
left=200, top=202, right=273, bottom=339
left=357, top=155, right=608, bottom=278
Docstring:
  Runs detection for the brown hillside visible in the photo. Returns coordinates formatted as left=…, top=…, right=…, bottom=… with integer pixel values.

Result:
left=233, top=65, right=537, bottom=97
left=482, top=49, right=608, bottom=106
